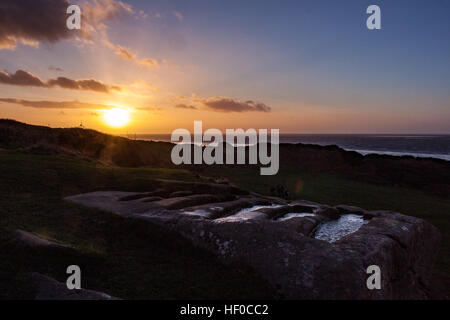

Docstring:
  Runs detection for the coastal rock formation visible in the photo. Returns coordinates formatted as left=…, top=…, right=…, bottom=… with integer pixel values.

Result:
left=29, top=273, right=118, bottom=300
left=66, top=179, right=440, bottom=299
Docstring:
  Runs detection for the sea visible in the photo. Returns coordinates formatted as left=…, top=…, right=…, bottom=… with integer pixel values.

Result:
left=125, top=134, right=450, bottom=162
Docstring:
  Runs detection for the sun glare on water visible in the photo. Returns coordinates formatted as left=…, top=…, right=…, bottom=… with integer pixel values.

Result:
left=103, top=108, right=130, bottom=128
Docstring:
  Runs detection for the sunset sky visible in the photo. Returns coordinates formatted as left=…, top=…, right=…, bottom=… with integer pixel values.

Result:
left=0, top=0, right=449, bottom=134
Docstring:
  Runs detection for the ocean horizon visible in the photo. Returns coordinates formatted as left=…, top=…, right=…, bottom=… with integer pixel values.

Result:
left=123, top=133, right=450, bottom=161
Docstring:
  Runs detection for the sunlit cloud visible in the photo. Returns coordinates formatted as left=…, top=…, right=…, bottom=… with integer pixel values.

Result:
left=137, top=58, right=160, bottom=69
left=172, top=11, right=184, bottom=22
left=115, top=46, right=136, bottom=60
left=82, top=0, right=133, bottom=26
left=114, top=45, right=159, bottom=69
left=0, top=70, right=121, bottom=93
left=106, top=42, right=160, bottom=70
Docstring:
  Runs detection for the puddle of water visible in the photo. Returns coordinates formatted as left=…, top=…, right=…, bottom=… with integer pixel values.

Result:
left=233, top=204, right=282, bottom=215
left=216, top=211, right=265, bottom=222
left=277, top=212, right=315, bottom=221
left=181, top=210, right=212, bottom=218
left=314, top=214, right=369, bottom=243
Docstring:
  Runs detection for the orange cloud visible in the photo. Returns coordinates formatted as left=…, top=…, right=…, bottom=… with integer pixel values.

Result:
left=112, top=45, right=159, bottom=69
left=115, top=46, right=136, bottom=60
left=137, top=58, right=159, bottom=69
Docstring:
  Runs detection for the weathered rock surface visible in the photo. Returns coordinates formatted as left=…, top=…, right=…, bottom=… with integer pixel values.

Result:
left=29, top=273, right=118, bottom=300
left=66, top=179, right=440, bottom=299
left=10, top=230, right=70, bottom=249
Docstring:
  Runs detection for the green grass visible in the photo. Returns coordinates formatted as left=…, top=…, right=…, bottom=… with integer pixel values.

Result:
left=0, top=150, right=275, bottom=299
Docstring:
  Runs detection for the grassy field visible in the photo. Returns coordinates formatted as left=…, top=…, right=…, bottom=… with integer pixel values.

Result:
left=0, top=150, right=275, bottom=299
left=0, top=149, right=448, bottom=298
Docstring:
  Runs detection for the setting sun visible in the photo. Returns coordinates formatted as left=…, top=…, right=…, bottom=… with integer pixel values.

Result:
left=103, top=108, right=130, bottom=128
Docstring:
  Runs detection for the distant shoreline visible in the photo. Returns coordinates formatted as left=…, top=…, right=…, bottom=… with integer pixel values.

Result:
left=346, top=149, right=450, bottom=161
left=121, top=133, right=450, bottom=162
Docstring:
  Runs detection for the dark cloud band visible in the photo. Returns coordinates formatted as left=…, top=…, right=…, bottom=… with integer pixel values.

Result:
left=0, top=98, right=111, bottom=110
left=0, top=70, right=121, bottom=93
left=175, top=104, right=197, bottom=110
left=0, top=0, right=73, bottom=49
left=200, top=97, right=271, bottom=113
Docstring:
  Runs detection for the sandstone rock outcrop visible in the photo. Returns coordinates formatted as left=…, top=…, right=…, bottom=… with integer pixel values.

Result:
left=66, top=179, right=440, bottom=299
